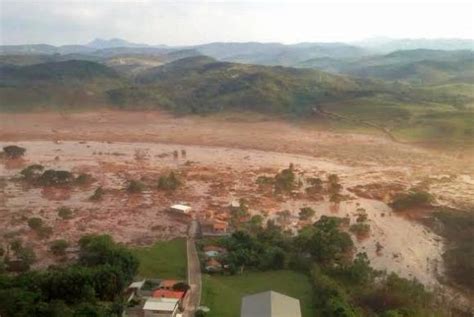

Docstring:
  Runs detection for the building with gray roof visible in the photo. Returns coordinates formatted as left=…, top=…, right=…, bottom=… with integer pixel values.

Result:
left=240, top=290, right=302, bottom=317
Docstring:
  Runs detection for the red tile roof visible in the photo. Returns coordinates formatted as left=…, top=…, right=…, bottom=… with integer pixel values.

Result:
left=152, top=290, right=185, bottom=299
left=159, top=280, right=178, bottom=288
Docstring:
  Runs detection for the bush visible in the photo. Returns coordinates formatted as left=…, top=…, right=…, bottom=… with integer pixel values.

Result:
left=27, top=217, right=43, bottom=230
left=390, top=191, right=433, bottom=211
left=299, top=207, right=316, bottom=220
left=58, top=207, right=73, bottom=219
left=126, top=180, right=145, bottom=193
left=75, top=173, right=93, bottom=185
left=274, top=164, right=296, bottom=193
left=157, top=171, right=182, bottom=191
left=37, top=170, right=75, bottom=186
left=349, top=223, right=371, bottom=238
left=20, top=164, right=44, bottom=180
left=50, top=239, right=69, bottom=256
left=90, top=187, right=105, bottom=201
left=3, top=145, right=26, bottom=159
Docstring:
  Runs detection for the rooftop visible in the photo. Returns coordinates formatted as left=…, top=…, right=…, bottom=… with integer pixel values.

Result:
left=143, top=298, right=179, bottom=312
left=241, top=290, right=301, bottom=317
left=153, top=289, right=185, bottom=299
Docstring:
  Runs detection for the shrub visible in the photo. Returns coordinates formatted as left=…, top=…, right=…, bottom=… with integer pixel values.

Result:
left=37, top=170, right=75, bottom=186
left=126, top=180, right=145, bottom=193
left=299, top=207, right=316, bottom=220
left=57, top=207, right=73, bottom=219
left=3, top=145, right=26, bottom=159
left=75, top=173, right=93, bottom=185
left=27, top=217, right=43, bottom=230
left=274, top=164, right=296, bottom=193
left=20, top=164, right=44, bottom=180
left=90, top=186, right=105, bottom=201
left=157, top=171, right=182, bottom=191
left=50, top=239, right=69, bottom=256
left=350, top=223, right=371, bottom=237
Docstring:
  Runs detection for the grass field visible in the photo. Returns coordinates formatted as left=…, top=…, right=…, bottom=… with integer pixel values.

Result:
left=131, top=239, right=187, bottom=279
left=201, top=270, right=315, bottom=317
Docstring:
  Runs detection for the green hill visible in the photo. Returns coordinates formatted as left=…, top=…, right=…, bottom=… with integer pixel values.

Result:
left=108, top=55, right=370, bottom=114
left=0, top=60, right=124, bottom=111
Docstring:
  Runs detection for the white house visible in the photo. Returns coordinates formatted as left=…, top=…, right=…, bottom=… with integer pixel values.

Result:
left=143, top=298, right=180, bottom=317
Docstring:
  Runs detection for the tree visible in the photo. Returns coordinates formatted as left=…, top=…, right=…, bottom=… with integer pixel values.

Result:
left=50, top=240, right=69, bottom=256
left=390, top=191, right=433, bottom=211
left=3, top=145, right=26, bottom=159
left=306, top=216, right=354, bottom=265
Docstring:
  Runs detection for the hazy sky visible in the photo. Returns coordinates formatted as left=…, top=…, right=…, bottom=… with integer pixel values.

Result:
left=1, top=0, right=473, bottom=46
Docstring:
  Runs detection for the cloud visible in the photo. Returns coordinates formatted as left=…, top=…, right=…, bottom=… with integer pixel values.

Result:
left=1, top=0, right=473, bottom=45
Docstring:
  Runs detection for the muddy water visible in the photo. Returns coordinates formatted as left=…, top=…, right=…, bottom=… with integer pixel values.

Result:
left=0, top=140, right=467, bottom=288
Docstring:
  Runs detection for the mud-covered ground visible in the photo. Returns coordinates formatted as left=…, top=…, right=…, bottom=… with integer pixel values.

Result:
left=1, top=111, right=473, bottom=291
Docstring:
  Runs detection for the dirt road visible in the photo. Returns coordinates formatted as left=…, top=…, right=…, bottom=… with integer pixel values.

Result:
left=183, top=220, right=201, bottom=317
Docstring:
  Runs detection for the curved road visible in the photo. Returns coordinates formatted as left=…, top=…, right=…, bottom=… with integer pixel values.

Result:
left=183, top=220, right=202, bottom=317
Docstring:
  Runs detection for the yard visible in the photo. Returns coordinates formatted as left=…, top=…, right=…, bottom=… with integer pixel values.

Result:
left=131, top=238, right=187, bottom=279
left=201, top=270, right=315, bottom=317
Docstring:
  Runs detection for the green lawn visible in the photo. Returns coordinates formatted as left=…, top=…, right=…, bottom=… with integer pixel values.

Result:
left=131, top=239, right=187, bottom=279
left=201, top=270, right=315, bottom=317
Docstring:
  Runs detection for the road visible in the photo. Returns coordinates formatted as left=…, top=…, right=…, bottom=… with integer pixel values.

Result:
left=183, top=219, right=202, bottom=317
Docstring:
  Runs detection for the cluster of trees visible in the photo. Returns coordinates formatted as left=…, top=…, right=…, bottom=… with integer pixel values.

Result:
left=0, top=234, right=138, bottom=317
left=433, top=208, right=474, bottom=291
left=390, top=190, right=433, bottom=211
left=208, top=214, right=444, bottom=316
left=20, top=164, right=92, bottom=187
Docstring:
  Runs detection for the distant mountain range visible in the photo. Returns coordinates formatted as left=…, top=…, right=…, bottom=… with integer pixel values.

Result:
left=2, top=37, right=472, bottom=58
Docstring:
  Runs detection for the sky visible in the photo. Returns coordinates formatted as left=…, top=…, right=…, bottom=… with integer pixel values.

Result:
left=1, top=0, right=473, bottom=46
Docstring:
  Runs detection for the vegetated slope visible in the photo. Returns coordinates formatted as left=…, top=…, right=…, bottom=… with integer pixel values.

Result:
left=0, top=60, right=124, bottom=111
left=348, top=57, right=474, bottom=85
left=104, top=49, right=200, bottom=76
left=194, top=42, right=368, bottom=66
left=108, top=55, right=372, bottom=114
left=298, top=49, right=474, bottom=85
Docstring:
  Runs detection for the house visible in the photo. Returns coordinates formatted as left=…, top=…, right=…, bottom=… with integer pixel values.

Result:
left=201, top=219, right=230, bottom=235
left=143, top=297, right=180, bottom=317
left=203, top=245, right=227, bottom=258
left=240, top=291, right=302, bottom=317
left=125, top=279, right=146, bottom=302
left=170, top=204, right=192, bottom=214
left=153, top=289, right=185, bottom=302
left=159, top=279, right=178, bottom=290
left=205, top=258, right=222, bottom=272
left=212, top=220, right=228, bottom=233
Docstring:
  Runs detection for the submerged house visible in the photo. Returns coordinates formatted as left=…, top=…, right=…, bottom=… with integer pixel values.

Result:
left=240, top=291, right=302, bottom=317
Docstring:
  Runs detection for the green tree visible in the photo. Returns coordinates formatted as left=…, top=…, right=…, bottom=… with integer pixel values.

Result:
left=3, top=145, right=26, bottom=159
